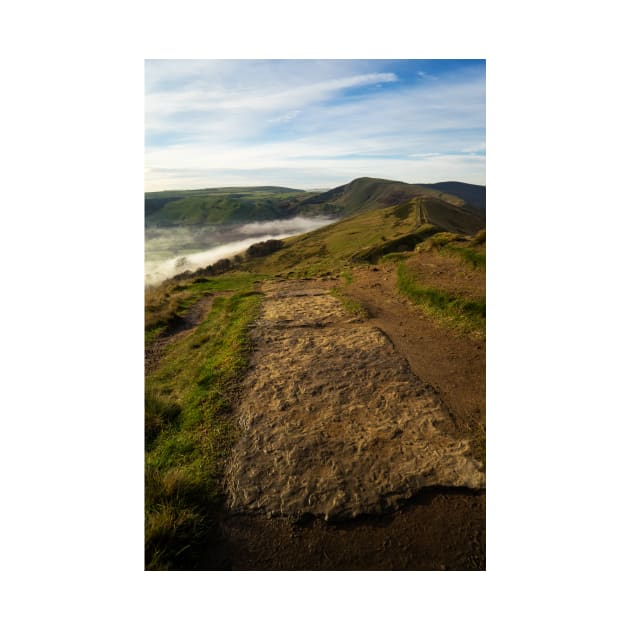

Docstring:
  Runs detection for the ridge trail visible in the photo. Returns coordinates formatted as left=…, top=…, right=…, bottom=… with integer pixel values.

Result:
left=210, top=272, right=485, bottom=570
left=224, top=278, right=484, bottom=520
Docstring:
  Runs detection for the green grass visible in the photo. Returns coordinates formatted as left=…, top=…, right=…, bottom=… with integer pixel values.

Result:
left=351, top=224, right=440, bottom=263
left=145, top=274, right=263, bottom=570
left=145, top=272, right=263, bottom=345
left=453, top=246, right=485, bottom=269
left=396, top=262, right=485, bottom=336
left=244, top=197, right=432, bottom=277
left=340, top=270, right=354, bottom=284
left=145, top=189, right=312, bottom=226
left=379, top=251, right=413, bottom=263
left=330, top=287, right=368, bottom=320
left=421, top=231, right=486, bottom=270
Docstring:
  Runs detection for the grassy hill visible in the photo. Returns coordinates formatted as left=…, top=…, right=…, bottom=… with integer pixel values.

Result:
left=145, top=187, right=311, bottom=227
left=296, top=177, right=469, bottom=216
left=145, top=178, right=486, bottom=229
left=235, top=195, right=482, bottom=277
left=417, top=181, right=486, bottom=215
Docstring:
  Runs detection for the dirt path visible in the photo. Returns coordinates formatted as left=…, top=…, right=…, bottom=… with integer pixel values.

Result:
left=343, top=266, right=485, bottom=443
left=224, top=280, right=484, bottom=521
left=213, top=275, right=485, bottom=570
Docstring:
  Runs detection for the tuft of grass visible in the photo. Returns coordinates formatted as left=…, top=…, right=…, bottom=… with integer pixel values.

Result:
left=425, top=231, right=467, bottom=248
left=340, top=270, right=353, bottom=284
left=145, top=275, right=263, bottom=570
left=472, top=229, right=486, bottom=245
left=379, top=251, right=413, bottom=263
left=145, top=272, right=263, bottom=345
left=420, top=231, right=486, bottom=270
left=455, top=247, right=486, bottom=269
left=396, top=262, right=485, bottom=336
left=330, top=287, right=368, bottom=320
left=145, top=389, right=181, bottom=444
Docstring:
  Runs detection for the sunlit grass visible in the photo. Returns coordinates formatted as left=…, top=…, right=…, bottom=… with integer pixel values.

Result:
left=396, top=262, right=485, bottom=336
left=145, top=274, right=263, bottom=570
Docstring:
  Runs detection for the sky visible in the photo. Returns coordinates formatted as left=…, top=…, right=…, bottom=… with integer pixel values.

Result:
left=145, top=59, right=485, bottom=191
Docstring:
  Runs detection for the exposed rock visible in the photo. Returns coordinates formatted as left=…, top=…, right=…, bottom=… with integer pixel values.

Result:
left=224, top=281, right=485, bottom=521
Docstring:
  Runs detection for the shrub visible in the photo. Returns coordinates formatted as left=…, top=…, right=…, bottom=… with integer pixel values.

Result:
left=246, top=239, right=284, bottom=258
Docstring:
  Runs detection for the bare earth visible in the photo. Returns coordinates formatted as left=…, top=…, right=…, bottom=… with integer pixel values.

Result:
left=224, top=281, right=484, bottom=521
left=210, top=268, right=486, bottom=570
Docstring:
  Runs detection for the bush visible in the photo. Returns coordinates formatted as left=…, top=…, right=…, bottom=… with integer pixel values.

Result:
left=246, top=239, right=284, bottom=258
left=212, top=258, right=232, bottom=273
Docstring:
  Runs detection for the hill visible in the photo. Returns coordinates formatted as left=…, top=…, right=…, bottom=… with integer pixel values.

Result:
left=240, top=195, right=483, bottom=277
left=417, top=181, right=486, bottom=215
left=145, top=177, right=485, bottom=233
left=296, top=176, right=469, bottom=216
left=145, top=187, right=311, bottom=226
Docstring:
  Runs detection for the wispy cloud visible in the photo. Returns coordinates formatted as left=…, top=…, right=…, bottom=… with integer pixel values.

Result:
left=145, top=60, right=485, bottom=190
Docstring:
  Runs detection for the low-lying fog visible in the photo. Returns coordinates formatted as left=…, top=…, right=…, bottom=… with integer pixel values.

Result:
left=145, top=215, right=335, bottom=286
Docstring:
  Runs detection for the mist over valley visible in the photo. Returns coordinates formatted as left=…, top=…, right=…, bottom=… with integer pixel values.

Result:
left=145, top=215, right=335, bottom=285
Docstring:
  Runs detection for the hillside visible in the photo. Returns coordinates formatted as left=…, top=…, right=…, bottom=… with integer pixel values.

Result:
left=239, top=195, right=483, bottom=277
left=145, top=189, right=486, bottom=570
left=145, top=177, right=486, bottom=234
left=145, top=187, right=311, bottom=226
left=296, top=176, right=470, bottom=216
left=417, top=181, right=486, bottom=215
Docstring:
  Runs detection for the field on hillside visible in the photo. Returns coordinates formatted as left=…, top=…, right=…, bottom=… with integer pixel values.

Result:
left=145, top=188, right=313, bottom=227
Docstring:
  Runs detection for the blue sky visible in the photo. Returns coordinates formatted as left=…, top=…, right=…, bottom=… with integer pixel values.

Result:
left=145, top=60, right=485, bottom=191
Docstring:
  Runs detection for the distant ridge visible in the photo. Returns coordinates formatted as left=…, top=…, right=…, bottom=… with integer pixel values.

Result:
left=417, top=181, right=485, bottom=215
left=145, top=177, right=485, bottom=234
left=146, top=185, right=304, bottom=199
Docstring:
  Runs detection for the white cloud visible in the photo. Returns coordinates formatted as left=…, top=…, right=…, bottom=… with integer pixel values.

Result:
left=145, top=61, right=485, bottom=190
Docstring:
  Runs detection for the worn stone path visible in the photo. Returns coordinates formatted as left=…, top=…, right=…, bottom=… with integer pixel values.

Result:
left=224, top=280, right=485, bottom=521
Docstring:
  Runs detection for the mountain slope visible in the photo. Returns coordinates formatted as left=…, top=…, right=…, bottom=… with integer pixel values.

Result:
left=417, top=181, right=486, bottom=214
left=145, top=188, right=311, bottom=226
left=297, top=177, right=469, bottom=216
left=241, top=195, right=482, bottom=277
left=144, top=177, right=486, bottom=233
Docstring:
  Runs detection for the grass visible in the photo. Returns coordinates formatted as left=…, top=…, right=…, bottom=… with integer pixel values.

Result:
left=396, top=262, right=485, bottom=336
left=454, top=246, right=486, bottom=269
left=145, top=272, right=262, bottom=345
left=351, top=224, right=440, bottom=263
left=145, top=189, right=312, bottom=227
left=340, top=270, right=353, bottom=284
left=330, top=287, right=368, bottom=320
left=245, top=197, right=435, bottom=277
left=379, top=251, right=413, bottom=263
left=420, top=231, right=486, bottom=270
left=145, top=274, right=263, bottom=570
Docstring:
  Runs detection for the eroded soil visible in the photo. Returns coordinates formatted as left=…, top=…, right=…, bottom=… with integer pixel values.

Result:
left=224, top=281, right=484, bottom=521
left=344, top=266, right=486, bottom=442
left=211, top=265, right=486, bottom=570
